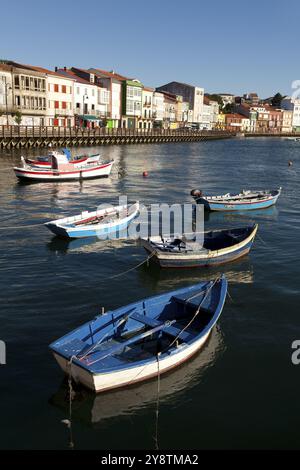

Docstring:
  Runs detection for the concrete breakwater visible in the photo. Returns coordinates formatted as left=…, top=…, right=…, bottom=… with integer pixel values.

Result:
left=0, top=126, right=234, bottom=149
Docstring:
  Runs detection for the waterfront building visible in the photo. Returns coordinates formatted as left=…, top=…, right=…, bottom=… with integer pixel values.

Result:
left=0, top=63, right=14, bottom=125
left=202, top=96, right=219, bottom=129
left=156, top=81, right=204, bottom=125
left=78, top=67, right=126, bottom=128
left=157, top=91, right=177, bottom=128
left=56, top=68, right=109, bottom=127
left=250, top=105, right=269, bottom=131
left=217, top=112, right=226, bottom=130
left=181, top=100, right=193, bottom=124
left=141, top=87, right=154, bottom=129
left=27, top=66, right=74, bottom=127
left=121, top=78, right=143, bottom=128
left=225, top=113, right=251, bottom=131
left=152, top=91, right=165, bottom=127
left=235, top=103, right=257, bottom=132
left=281, top=97, right=300, bottom=131
left=0, top=61, right=47, bottom=126
left=264, top=105, right=283, bottom=133
left=281, top=109, right=293, bottom=133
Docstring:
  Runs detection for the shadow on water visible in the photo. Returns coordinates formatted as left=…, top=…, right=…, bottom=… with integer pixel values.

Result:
left=49, top=326, right=225, bottom=428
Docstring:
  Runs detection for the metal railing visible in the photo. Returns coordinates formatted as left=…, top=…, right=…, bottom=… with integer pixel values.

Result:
left=0, top=125, right=234, bottom=138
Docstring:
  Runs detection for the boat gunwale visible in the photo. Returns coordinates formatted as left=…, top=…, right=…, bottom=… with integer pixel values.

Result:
left=50, top=276, right=227, bottom=375
left=142, top=224, right=258, bottom=260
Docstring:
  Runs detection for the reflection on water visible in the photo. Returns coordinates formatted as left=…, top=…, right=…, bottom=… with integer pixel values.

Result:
left=47, top=236, right=136, bottom=255
left=138, top=256, right=254, bottom=290
left=49, top=326, right=225, bottom=426
left=204, top=205, right=279, bottom=226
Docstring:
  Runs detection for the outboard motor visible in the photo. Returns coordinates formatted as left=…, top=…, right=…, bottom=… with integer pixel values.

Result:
left=190, top=189, right=203, bottom=198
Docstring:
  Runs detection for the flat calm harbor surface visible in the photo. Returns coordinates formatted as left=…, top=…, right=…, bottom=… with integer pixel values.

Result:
left=0, top=137, right=299, bottom=449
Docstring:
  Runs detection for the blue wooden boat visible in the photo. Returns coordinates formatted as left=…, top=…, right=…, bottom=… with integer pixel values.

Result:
left=141, top=224, right=258, bottom=268
left=190, top=188, right=281, bottom=211
left=49, top=276, right=227, bottom=392
left=45, top=202, right=139, bottom=238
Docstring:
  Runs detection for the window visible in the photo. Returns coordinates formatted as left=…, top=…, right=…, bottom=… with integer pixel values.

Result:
left=14, top=76, right=20, bottom=88
left=25, top=77, right=29, bottom=90
left=91, top=104, right=95, bottom=111
left=54, top=84, right=59, bottom=92
left=76, top=102, right=80, bottom=109
left=62, top=85, right=66, bottom=93
left=15, top=95, right=21, bottom=106
left=55, top=101, right=59, bottom=109
left=127, top=86, right=134, bottom=98
left=62, top=101, right=66, bottom=109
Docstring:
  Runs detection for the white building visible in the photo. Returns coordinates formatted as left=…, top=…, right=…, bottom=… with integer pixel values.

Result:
left=0, top=64, right=13, bottom=125
left=201, top=97, right=219, bottom=129
left=87, top=68, right=125, bottom=128
left=153, top=92, right=164, bottom=126
left=0, top=61, right=47, bottom=126
left=281, top=97, right=300, bottom=131
left=57, top=68, right=109, bottom=127
left=141, top=87, right=154, bottom=129
left=156, top=81, right=204, bottom=124
left=27, top=65, right=74, bottom=126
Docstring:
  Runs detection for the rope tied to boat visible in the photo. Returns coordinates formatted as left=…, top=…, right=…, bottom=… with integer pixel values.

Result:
left=106, top=251, right=156, bottom=280
left=154, top=352, right=161, bottom=451
left=62, top=355, right=76, bottom=449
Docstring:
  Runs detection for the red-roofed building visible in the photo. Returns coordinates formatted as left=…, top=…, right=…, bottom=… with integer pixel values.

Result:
left=225, top=113, right=251, bottom=131
left=56, top=68, right=109, bottom=128
left=0, top=60, right=47, bottom=126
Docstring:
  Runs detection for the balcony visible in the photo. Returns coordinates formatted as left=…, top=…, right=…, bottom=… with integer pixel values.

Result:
left=54, top=109, right=73, bottom=116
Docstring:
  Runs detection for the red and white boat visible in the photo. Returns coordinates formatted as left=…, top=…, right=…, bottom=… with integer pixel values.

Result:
left=14, top=152, right=114, bottom=182
left=25, top=149, right=101, bottom=169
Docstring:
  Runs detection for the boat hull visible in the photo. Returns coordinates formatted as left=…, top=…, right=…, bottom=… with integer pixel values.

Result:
left=46, top=206, right=139, bottom=239
left=194, top=194, right=280, bottom=211
left=50, top=277, right=227, bottom=393
left=53, top=329, right=211, bottom=393
left=142, top=225, right=257, bottom=268
left=14, top=161, right=113, bottom=182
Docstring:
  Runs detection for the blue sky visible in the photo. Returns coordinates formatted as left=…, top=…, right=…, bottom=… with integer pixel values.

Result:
left=1, top=0, right=299, bottom=97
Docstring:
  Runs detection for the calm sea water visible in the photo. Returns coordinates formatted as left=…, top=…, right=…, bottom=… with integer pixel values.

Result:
left=0, top=137, right=299, bottom=450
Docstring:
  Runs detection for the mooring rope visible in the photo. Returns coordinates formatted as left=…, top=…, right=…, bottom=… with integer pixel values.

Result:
left=154, top=352, right=161, bottom=451
left=106, top=251, right=156, bottom=280
left=62, top=355, right=76, bottom=449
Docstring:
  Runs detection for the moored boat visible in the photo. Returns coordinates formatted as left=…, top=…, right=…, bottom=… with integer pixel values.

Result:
left=45, top=201, right=140, bottom=238
left=25, top=149, right=101, bottom=168
left=14, top=153, right=114, bottom=182
left=49, top=276, right=227, bottom=393
left=190, top=188, right=281, bottom=211
left=141, top=224, right=258, bottom=268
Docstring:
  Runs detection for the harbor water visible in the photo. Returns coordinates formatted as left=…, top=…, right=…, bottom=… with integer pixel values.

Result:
left=0, top=137, right=299, bottom=449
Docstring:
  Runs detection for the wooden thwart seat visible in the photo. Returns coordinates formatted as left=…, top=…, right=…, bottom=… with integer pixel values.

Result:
left=131, top=312, right=192, bottom=342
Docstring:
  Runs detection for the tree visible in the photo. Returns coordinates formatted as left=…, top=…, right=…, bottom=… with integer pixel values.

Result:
left=223, top=103, right=234, bottom=114
left=271, top=92, right=285, bottom=108
left=14, top=111, right=22, bottom=125
left=205, top=94, right=224, bottom=109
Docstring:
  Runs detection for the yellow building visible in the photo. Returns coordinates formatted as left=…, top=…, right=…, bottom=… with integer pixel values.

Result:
left=217, top=113, right=226, bottom=129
